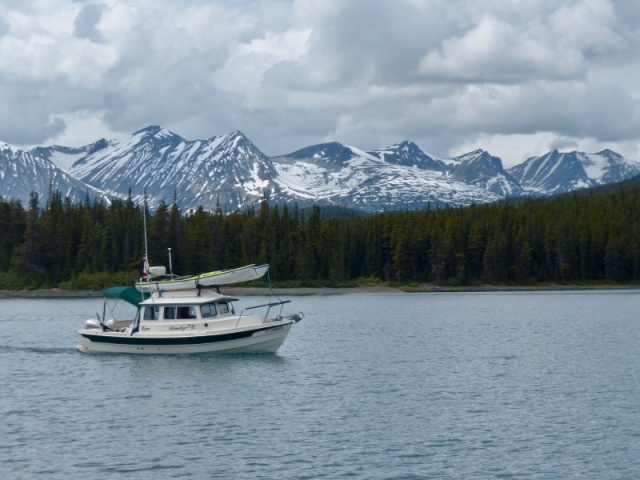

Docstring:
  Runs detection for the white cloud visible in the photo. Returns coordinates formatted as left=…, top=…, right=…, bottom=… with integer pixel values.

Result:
left=213, top=29, right=312, bottom=104
left=549, top=0, right=621, bottom=54
left=48, top=110, right=121, bottom=146
left=0, top=0, right=639, bottom=165
left=418, top=14, right=586, bottom=82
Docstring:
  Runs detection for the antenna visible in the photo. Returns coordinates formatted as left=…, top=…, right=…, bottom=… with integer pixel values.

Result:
left=168, top=248, right=173, bottom=275
left=143, top=189, right=149, bottom=266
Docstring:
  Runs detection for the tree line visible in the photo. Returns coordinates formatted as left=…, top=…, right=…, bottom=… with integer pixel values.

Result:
left=1, top=180, right=640, bottom=289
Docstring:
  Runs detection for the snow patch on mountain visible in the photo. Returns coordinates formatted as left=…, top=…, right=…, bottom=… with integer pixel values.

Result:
left=583, top=153, right=608, bottom=180
left=508, top=149, right=640, bottom=195
left=3, top=126, right=640, bottom=212
left=1, top=144, right=108, bottom=205
left=271, top=142, right=501, bottom=210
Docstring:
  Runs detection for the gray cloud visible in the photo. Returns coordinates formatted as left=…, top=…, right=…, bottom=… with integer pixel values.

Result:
left=0, top=17, right=9, bottom=37
left=0, top=0, right=639, bottom=165
left=74, top=3, right=107, bottom=42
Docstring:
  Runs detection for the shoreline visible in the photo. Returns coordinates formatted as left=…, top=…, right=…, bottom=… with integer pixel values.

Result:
left=1, top=284, right=638, bottom=298
left=0, top=286, right=402, bottom=298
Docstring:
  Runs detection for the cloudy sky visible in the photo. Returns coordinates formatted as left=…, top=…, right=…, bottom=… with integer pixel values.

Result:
left=1, top=0, right=639, bottom=167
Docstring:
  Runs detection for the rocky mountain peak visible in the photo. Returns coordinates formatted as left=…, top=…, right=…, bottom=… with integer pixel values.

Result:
left=2, top=126, right=640, bottom=212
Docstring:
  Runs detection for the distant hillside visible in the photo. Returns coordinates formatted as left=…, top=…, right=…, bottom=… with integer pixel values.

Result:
left=2, top=172, right=640, bottom=289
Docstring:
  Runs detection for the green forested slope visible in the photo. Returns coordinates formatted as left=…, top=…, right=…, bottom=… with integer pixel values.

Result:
left=2, top=179, right=640, bottom=289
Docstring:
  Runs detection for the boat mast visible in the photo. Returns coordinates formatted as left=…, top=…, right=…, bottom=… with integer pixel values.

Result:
left=143, top=189, right=149, bottom=266
left=134, top=189, right=150, bottom=332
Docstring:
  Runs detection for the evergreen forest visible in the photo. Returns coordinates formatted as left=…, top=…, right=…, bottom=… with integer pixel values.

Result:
left=1, top=177, right=640, bottom=290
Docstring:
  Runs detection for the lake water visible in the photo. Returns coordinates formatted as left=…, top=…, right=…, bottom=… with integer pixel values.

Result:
left=1, top=290, right=639, bottom=479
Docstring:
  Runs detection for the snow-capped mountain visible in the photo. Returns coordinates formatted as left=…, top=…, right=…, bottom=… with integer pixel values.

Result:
left=363, top=144, right=522, bottom=197
left=29, top=140, right=107, bottom=173
left=2, top=126, right=640, bottom=212
left=271, top=142, right=501, bottom=210
left=67, top=126, right=281, bottom=210
left=507, top=149, right=640, bottom=194
left=367, top=141, right=446, bottom=170
left=0, top=142, right=106, bottom=206
left=447, top=149, right=523, bottom=197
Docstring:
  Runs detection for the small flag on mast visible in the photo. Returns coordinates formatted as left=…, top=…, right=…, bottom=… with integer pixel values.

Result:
left=142, top=255, right=150, bottom=278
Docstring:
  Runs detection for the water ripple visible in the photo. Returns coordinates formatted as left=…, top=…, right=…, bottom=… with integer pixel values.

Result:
left=1, top=292, right=640, bottom=479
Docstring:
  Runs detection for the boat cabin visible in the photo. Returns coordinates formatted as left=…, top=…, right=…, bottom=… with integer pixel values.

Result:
left=94, top=286, right=292, bottom=335
left=141, top=297, right=236, bottom=321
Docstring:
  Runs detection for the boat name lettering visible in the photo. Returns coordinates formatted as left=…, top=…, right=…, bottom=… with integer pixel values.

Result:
left=169, top=325, right=196, bottom=331
left=142, top=326, right=151, bottom=331
left=265, top=326, right=284, bottom=333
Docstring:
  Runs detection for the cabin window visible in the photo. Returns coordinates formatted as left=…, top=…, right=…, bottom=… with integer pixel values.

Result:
left=217, top=302, right=230, bottom=314
left=163, top=306, right=176, bottom=320
left=201, top=303, right=217, bottom=318
left=177, top=306, right=197, bottom=319
left=143, top=306, right=159, bottom=320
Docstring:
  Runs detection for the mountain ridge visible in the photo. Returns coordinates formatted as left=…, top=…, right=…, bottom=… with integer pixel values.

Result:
left=2, top=127, right=640, bottom=211
left=1, top=142, right=108, bottom=205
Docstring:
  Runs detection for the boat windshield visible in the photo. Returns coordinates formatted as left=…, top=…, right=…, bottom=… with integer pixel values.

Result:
left=199, top=302, right=234, bottom=317
left=163, top=306, right=197, bottom=320
left=201, top=303, right=217, bottom=318
left=140, top=301, right=236, bottom=321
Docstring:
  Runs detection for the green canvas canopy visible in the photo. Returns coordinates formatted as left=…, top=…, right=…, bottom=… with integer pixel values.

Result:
left=103, top=286, right=149, bottom=307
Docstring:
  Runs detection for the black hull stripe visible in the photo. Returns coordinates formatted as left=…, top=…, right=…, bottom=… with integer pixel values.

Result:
left=81, top=324, right=287, bottom=346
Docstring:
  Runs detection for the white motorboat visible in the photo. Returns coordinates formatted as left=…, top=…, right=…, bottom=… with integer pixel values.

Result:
left=134, top=263, right=269, bottom=293
left=76, top=285, right=303, bottom=354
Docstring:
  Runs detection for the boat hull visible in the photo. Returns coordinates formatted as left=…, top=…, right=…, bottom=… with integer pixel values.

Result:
left=76, top=321, right=293, bottom=354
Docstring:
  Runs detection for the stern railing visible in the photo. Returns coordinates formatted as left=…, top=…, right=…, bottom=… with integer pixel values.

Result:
left=236, top=300, right=291, bottom=327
